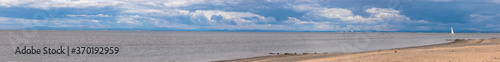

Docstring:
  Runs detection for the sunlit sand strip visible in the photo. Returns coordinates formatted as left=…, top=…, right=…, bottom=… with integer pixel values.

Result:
left=298, top=38, right=500, bottom=62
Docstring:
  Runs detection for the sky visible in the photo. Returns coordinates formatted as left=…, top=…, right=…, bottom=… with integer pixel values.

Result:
left=0, top=0, right=499, bottom=32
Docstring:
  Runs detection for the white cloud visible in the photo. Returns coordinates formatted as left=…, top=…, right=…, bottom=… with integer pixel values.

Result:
left=0, top=17, right=9, bottom=22
left=292, top=5, right=370, bottom=23
left=1, top=17, right=86, bottom=28
left=365, top=8, right=412, bottom=23
left=290, top=4, right=429, bottom=31
left=26, top=0, right=124, bottom=9
left=192, top=10, right=266, bottom=20
left=127, top=9, right=288, bottom=30
left=13, top=18, right=42, bottom=26
left=141, top=2, right=162, bottom=7
left=0, top=0, right=243, bottom=10
left=189, top=10, right=275, bottom=25
left=91, top=19, right=100, bottom=23
left=415, top=20, right=430, bottom=23
left=469, top=13, right=500, bottom=23
left=115, top=4, right=430, bottom=31
left=117, top=15, right=146, bottom=25
left=284, top=17, right=317, bottom=24
left=163, top=0, right=205, bottom=7
left=0, top=17, right=80, bottom=28
left=121, top=8, right=283, bottom=30
left=67, top=14, right=111, bottom=17
left=0, top=3, right=11, bottom=7
left=365, top=8, right=400, bottom=14
left=291, top=4, right=320, bottom=12
left=0, top=0, right=31, bottom=7
left=316, top=8, right=355, bottom=19
left=122, top=9, right=190, bottom=16
left=320, top=7, right=419, bottom=24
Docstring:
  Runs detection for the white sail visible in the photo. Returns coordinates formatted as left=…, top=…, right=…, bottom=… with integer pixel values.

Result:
left=450, top=27, right=455, bottom=35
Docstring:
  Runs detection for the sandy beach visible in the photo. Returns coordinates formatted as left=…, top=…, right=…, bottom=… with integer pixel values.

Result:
left=220, top=38, right=500, bottom=62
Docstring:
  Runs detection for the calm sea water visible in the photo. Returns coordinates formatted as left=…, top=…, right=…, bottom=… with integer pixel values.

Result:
left=1, top=30, right=499, bottom=62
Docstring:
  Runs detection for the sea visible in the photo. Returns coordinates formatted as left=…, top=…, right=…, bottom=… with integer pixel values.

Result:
left=0, top=30, right=499, bottom=62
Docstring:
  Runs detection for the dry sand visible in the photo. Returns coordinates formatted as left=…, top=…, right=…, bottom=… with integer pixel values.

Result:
left=219, top=38, right=500, bottom=62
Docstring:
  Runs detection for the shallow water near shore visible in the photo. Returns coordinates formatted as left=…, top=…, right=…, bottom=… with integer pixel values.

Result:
left=0, top=30, right=499, bottom=62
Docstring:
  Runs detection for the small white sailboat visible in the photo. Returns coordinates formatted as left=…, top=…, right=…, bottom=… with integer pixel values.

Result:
left=450, top=27, right=455, bottom=35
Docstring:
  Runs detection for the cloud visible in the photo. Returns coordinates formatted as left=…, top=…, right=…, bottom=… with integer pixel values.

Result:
left=489, top=0, right=500, bottom=3
left=0, top=0, right=240, bottom=9
left=119, top=9, right=287, bottom=30
left=284, top=17, right=317, bottom=24
left=0, top=0, right=497, bottom=31
left=190, top=10, right=275, bottom=25
left=289, top=4, right=429, bottom=31
left=0, top=17, right=58, bottom=28
left=290, top=4, right=321, bottom=12
left=119, top=7, right=286, bottom=30
left=469, top=13, right=500, bottom=23
left=67, top=14, right=111, bottom=17
left=122, top=8, right=277, bottom=25
left=0, top=17, right=9, bottom=22
left=122, top=9, right=190, bottom=16
left=3, top=16, right=112, bottom=28
left=163, top=0, right=206, bottom=7
left=365, top=8, right=400, bottom=14
left=91, top=19, right=100, bottom=23
left=316, top=8, right=355, bottom=19
left=116, top=15, right=152, bottom=25
left=0, top=0, right=31, bottom=7
left=0, top=0, right=125, bottom=9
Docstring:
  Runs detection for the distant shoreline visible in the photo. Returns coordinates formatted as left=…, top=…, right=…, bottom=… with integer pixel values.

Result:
left=218, top=38, right=500, bottom=62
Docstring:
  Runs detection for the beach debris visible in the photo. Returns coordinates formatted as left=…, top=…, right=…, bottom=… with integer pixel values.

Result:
left=323, top=52, right=328, bottom=54
left=269, top=53, right=279, bottom=54
left=394, top=51, right=397, bottom=53
left=302, top=53, right=309, bottom=55
left=284, top=53, right=297, bottom=55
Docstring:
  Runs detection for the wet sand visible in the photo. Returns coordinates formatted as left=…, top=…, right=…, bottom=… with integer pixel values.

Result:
left=219, top=38, right=500, bottom=62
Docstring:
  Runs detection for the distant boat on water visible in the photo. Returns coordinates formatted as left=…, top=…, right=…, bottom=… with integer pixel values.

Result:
left=450, top=27, right=455, bottom=35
